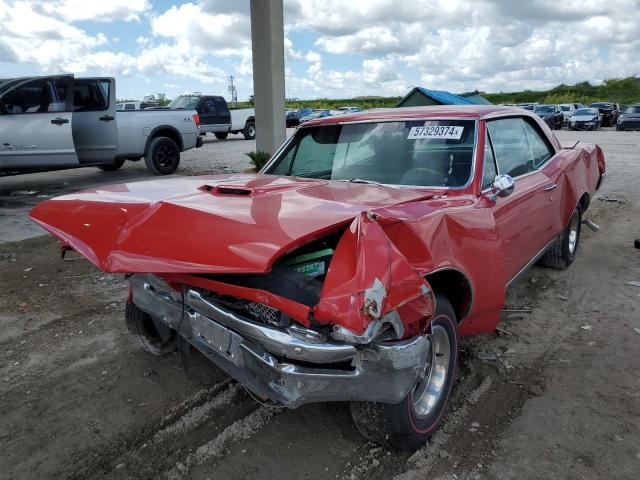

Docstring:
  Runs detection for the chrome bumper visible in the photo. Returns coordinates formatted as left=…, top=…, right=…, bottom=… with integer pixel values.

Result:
left=129, top=274, right=429, bottom=408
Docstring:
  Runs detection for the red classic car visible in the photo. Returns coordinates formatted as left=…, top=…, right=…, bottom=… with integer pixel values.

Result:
left=30, top=106, right=606, bottom=449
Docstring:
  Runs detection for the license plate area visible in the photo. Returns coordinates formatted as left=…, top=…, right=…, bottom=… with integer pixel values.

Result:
left=192, top=313, right=234, bottom=359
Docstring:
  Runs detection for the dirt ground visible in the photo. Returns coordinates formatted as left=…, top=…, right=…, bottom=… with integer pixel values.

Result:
left=0, top=129, right=639, bottom=480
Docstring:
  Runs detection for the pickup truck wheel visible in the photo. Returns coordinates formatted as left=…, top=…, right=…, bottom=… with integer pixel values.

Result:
left=125, top=301, right=176, bottom=355
left=539, top=206, right=582, bottom=269
left=214, top=132, right=228, bottom=140
left=97, top=159, right=125, bottom=172
left=350, top=294, right=458, bottom=450
left=145, top=137, right=180, bottom=175
left=243, top=121, right=256, bottom=140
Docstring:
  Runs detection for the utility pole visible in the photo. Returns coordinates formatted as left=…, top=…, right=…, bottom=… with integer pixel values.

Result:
left=228, top=75, right=237, bottom=108
left=250, top=0, right=285, bottom=154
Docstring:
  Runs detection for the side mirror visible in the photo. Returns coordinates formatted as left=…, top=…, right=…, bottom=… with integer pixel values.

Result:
left=490, top=174, right=515, bottom=201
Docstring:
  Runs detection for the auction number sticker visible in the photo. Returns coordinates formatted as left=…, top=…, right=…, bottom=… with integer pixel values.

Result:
left=407, top=125, right=464, bottom=140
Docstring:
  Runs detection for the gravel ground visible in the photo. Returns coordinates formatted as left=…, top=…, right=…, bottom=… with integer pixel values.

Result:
left=0, top=127, right=638, bottom=480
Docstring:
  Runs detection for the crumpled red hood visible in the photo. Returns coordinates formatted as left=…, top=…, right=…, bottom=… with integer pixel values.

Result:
left=29, top=174, right=431, bottom=274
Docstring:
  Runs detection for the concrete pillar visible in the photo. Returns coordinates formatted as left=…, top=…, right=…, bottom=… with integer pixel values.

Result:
left=250, top=0, right=286, bottom=155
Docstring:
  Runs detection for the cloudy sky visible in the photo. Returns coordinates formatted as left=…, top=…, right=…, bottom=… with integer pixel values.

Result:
left=1, top=0, right=639, bottom=101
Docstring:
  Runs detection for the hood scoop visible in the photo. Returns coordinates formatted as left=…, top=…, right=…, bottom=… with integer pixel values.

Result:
left=200, top=184, right=253, bottom=196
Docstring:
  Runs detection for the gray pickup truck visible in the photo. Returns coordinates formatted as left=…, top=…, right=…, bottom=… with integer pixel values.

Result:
left=0, top=75, right=202, bottom=176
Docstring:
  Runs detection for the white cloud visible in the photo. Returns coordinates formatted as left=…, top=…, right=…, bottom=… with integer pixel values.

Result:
left=151, top=3, right=251, bottom=51
left=39, top=0, right=151, bottom=23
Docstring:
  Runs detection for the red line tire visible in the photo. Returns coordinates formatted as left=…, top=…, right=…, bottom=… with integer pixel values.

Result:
left=350, top=294, right=459, bottom=450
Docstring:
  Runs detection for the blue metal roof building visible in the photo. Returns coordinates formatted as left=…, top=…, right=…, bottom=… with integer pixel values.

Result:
left=397, top=87, right=491, bottom=107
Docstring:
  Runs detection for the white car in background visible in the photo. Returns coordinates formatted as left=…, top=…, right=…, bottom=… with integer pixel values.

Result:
left=558, top=104, right=576, bottom=124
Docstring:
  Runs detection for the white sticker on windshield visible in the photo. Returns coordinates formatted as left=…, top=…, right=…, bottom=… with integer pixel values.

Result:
left=407, top=125, right=464, bottom=140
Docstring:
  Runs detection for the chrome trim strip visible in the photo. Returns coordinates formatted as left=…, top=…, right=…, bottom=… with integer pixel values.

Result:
left=506, top=236, right=558, bottom=288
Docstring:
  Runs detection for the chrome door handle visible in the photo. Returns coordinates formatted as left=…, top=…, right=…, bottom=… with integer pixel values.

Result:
left=542, top=184, right=557, bottom=192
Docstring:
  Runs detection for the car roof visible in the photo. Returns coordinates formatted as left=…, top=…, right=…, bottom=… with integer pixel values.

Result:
left=302, top=105, right=533, bottom=126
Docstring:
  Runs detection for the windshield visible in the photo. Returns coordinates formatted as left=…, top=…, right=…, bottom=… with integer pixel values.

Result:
left=574, top=108, right=597, bottom=116
left=590, top=103, right=611, bottom=109
left=534, top=106, right=554, bottom=113
left=265, top=120, right=476, bottom=188
left=559, top=106, right=570, bottom=111
left=624, top=106, right=640, bottom=114
left=168, top=96, right=199, bottom=109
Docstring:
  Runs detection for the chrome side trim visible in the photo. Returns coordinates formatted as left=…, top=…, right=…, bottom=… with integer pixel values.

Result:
left=506, top=236, right=558, bottom=288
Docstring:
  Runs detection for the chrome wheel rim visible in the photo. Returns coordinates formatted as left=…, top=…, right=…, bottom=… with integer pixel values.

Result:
left=412, top=324, right=451, bottom=418
left=248, top=124, right=255, bottom=136
left=568, top=213, right=579, bottom=255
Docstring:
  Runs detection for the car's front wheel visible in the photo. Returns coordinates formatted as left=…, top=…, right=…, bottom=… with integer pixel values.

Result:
left=125, top=302, right=176, bottom=355
left=350, top=294, right=458, bottom=450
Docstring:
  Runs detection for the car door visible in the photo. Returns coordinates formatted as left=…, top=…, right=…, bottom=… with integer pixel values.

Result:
left=71, top=77, right=118, bottom=164
left=485, top=117, right=559, bottom=282
left=0, top=75, right=79, bottom=170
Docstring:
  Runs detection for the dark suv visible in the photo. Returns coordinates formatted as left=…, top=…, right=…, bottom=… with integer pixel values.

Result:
left=589, top=102, right=620, bottom=127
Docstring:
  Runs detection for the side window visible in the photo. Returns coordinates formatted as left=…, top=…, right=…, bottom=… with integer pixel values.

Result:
left=486, top=118, right=535, bottom=178
left=523, top=121, right=553, bottom=168
left=214, top=98, right=228, bottom=115
left=72, top=80, right=109, bottom=111
left=481, top=131, right=497, bottom=190
left=124, top=103, right=135, bottom=110
left=0, top=79, right=58, bottom=114
left=204, top=99, right=217, bottom=114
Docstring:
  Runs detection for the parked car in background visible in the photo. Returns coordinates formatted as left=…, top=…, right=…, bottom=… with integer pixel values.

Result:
left=299, top=109, right=339, bottom=123
left=534, top=104, right=563, bottom=129
left=589, top=102, right=620, bottom=127
left=0, top=75, right=202, bottom=176
left=286, top=109, right=302, bottom=127
left=116, top=100, right=154, bottom=111
left=558, top=104, right=576, bottom=124
left=31, top=105, right=605, bottom=450
left=616, top=104, right=640, bottom=131
left=516, top=103, right=537, bottom=110
left=338, top=106, right=362, bottom=114
left=568, top=108, right=601, bottom=130
left=169, top=95, right=255, bottom=140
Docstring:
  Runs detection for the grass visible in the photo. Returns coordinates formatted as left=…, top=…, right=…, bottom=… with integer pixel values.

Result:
left=245, top=151, right=271, bottom=172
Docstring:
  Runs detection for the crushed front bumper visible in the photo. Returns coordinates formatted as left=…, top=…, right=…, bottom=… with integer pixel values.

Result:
left=129, top=274, right=430, bottom=408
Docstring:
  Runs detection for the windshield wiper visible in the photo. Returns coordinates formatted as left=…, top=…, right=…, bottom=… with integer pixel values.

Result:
left=342, top=178, right=399, bottom=188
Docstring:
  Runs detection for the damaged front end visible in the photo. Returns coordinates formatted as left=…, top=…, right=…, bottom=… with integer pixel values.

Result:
left=131, top=212, right=436, bottom=408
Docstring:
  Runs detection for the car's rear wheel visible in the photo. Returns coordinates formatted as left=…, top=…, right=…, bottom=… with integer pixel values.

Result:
left=539, top=206, right=582, bottom=269
left=125, top=301, right=176, bottom=355
left=145, top=136, right=180, bottom=175
left=97, top=159, right=125, bottom=172
left=243, top=121, right=256, bottom=140
left=350, top=294, right=458, bottom=450
left=214, top=132, right=228, bottom=140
